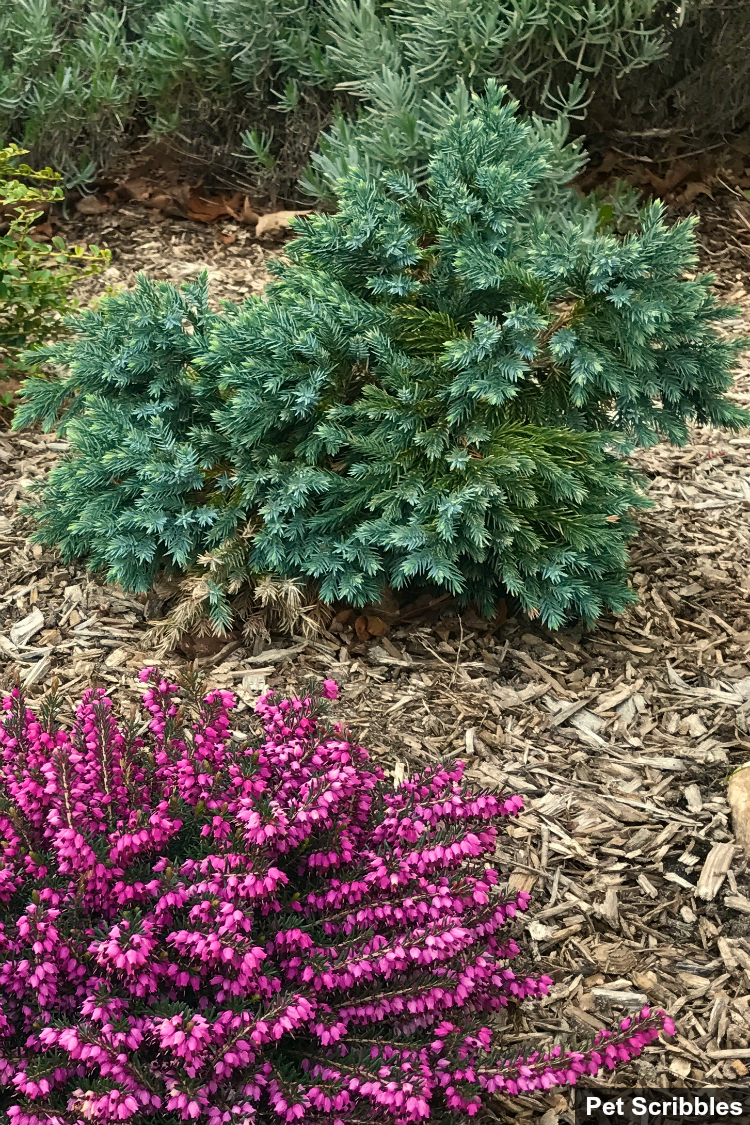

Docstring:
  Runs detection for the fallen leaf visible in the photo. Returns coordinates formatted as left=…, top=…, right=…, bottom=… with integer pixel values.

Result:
left=366, top=615, right=387, bottom=637
left=120, top=178, right=150, bottom=201
left=225, top=196, right=260, bottom=225
left=187, top=191, right=243, bottom=224
left=680, top=180, right=714, bottom=204
left=255, top=209, right=311, bottom=238
left=127, top=182, right=261, bottom=226
left=333, top=608, right=355, bottom=627
left=142, top=192, right=180, bottom=215
left=177, top=632, right=235, bottom=659
left=493, top=599, right=508, bottom=625
left=28, top=220, right=54, bottom=241
left=76, top=195, right=110, bottom=215
left=170, top=184, right=195, bottom=211
left=643, top=159, right=697, bottom=196
left=354, top=615, right=370, bottom=642
left=576, top=151, right=621, bottom=191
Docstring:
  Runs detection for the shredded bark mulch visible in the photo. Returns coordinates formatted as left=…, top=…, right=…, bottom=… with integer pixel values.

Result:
left=1, top=195, right=749, bottom=1115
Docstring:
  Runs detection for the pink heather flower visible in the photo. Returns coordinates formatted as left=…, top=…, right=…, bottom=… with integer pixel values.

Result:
left=0, top=669, right=674, bottom=1125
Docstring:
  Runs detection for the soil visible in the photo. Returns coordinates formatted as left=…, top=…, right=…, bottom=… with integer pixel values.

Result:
left=1, top=193, right=749, bottom=1115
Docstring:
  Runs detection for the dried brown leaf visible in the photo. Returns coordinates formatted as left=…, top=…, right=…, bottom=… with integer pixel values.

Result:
left=255, top=210, right=311, bottom=239
left=75, top=195, right=110, bottom=215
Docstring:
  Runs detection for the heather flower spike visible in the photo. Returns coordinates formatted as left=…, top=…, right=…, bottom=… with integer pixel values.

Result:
left=0, top=670, right=671, bottom=1124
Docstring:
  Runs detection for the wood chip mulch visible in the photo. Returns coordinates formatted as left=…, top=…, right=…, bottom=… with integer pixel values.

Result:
left=1, top=195, right=749, bottom=1115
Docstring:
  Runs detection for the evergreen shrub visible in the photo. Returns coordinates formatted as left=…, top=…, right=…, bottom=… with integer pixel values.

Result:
left=0, top=0, right=684, bottom=195
left=0, top=668, right=674, bottom=1124
left=0, top=144, right=109, bottom=374
left=14, top=85, right=749, bottom=630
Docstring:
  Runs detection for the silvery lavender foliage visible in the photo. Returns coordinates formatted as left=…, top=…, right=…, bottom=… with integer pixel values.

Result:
left=0, top=671, right=672, bottom=1125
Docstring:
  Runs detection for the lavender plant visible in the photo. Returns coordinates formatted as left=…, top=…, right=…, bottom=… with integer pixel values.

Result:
left=0, top=671, right=672, bottom=1125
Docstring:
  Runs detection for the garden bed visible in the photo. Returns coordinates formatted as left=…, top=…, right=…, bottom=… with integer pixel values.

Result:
left=1, top=192, right=749, bottom=1111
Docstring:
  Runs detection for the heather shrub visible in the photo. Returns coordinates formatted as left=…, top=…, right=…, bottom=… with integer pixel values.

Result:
left=0, top=669, right=673, bottom=1125
left=0, top=144, right=109, bottom=373
left=15, top=86, right=748, bottom=632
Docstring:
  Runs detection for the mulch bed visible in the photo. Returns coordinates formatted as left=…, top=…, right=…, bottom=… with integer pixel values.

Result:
left=1, top=193, right=749, bottom=1116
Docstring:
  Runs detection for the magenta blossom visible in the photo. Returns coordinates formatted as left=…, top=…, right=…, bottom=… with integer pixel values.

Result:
left=0, top=670, right=672, bottom=1125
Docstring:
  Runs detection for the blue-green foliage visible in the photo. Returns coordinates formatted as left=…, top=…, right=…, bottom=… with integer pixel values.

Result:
left=15, top=85, right=748, bottom=629
left=14, top=275, right=223, bottom=590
